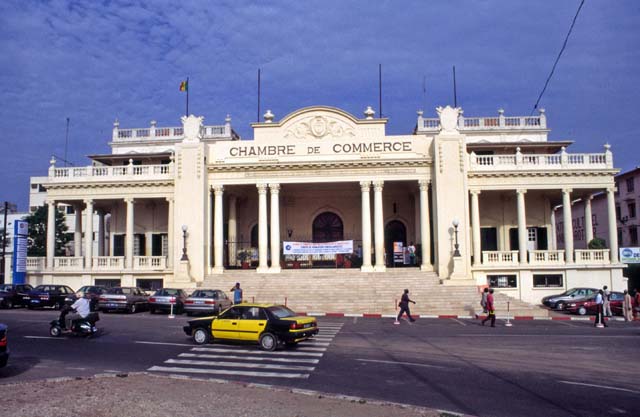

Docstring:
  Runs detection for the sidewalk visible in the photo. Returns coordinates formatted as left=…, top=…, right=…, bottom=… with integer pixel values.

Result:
left=0, top=373, right=461, bottom=417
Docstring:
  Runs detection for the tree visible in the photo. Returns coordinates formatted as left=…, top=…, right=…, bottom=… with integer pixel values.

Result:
left=588, top=237, right=607, bottom=250
left=25, top=205, right=70, bottom=256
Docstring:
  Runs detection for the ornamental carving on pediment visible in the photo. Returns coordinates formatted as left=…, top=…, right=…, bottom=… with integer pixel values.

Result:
left=284, top=115, right=356, bottom=140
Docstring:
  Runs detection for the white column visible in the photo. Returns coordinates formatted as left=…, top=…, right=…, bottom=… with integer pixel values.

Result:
left=269, top=183, right=281, bottom=273
left=584, top=195, right=594, bottom=245
left=166, top=197, right=174, bottom=268
left=562, top=189, right=574, bottom=263
left=550, top=208, right=557, bottom=251
left=607, top=187, right=619, bottom=263
left=470, top=190, right=481, bottom=266
left=213, top=185, right=224, bottom=273
left=517, top=189, right=527, bottom=264
left=74, top=203, right=82, bottom=257
left=228, top=195, right=237, bottom=267
left=97, top=210, right=105, bottom=256
left=419, top=180, right=431, bottom=270
left=360, top=181, right=373, bottom=272
left=373, top=180, right=386, bottom=272
left=46, top=200, right=56, bottom=270
left=206, top=188, right=212, bottom=271
left=257, top=184, right=269, bottom=272
left=84, top=199, right=94, bottom=269
left=125, top=198, right=135, bottom=269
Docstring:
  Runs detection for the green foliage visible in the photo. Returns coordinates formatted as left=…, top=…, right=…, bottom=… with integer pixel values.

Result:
left=587, top=237, right=607, bottom=250
left=24, top=205, right=70, bottom=256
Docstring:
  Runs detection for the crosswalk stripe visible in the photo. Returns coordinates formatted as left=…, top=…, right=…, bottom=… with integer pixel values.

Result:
left=191, top=347, right=324, bottom=357
left=165, top=359, right=315, bottom=371
left=148, top=365, right=309, bottom=379
left=179, top=352, right=320, bottom=364
left=295, top=347, right=327, bottom=352
left=300, top=341, right=330, bottom=346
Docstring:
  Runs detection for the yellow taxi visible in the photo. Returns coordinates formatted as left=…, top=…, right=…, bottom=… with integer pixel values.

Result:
left=183, top=303, right=319, bottom=351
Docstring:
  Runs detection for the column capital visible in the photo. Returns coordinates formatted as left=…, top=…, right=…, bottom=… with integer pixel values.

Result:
left=165, top=196, right=174, bottom=203
left=269, top=183, right=280, bottom=193
left=585, top=194, right=594, bottom=201
left=257, top=183, right=268, bottom=194
left=213, top=185, right=224, bottom=195
left=606, top=186, right=616, bottom=194
left=124, top=197, right=135, bottom=204
left=470, top=189, right=481, bottom=196
left=372, top=180, right=384, bottom=192
left=562, top=188, right=572, bottom=195
left=359, top=181, right=371, bottom=192
left=83, top=198, right=94, bottom=205
left=418, top=179, right=430, bottom=191
left=516, top=189, right=527, bottom=195
left=45, top=199, right=56, bottom=206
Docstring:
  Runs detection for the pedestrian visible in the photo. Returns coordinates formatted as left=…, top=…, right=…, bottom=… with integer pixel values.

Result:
left=594, top=289, right=607, bottom=328
left=407, top=242, right=416, bottom=266
left=603, top=285, right=612, bottom=317
left=623, top=290, right=634, bottom=322
left=481, top=289, right=496, bottom=327
left=394, top=289, right=416, bottom=324
left=634, top=289, right=640, bottom=319
left=230, top=282, right=243, bottom=305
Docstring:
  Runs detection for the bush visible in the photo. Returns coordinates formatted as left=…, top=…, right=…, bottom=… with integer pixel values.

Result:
left=588, top=237, right=607, bottom=249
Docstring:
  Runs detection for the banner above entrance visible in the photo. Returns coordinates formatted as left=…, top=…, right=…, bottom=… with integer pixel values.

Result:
left=283, top=240, right=354, bottom=255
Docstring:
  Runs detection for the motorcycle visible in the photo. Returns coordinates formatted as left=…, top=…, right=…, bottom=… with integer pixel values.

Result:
left=49, top=305, right=100, bottom=337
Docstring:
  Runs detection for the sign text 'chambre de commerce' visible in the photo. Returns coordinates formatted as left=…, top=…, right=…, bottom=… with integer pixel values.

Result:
left=228, top=141, right=413, bottom=158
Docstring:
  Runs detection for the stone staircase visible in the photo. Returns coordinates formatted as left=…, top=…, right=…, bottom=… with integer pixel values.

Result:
left=200, top=269, right=550, bottom=317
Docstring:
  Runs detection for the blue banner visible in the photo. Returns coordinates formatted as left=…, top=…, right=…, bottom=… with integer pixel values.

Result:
left=12, top=220, right=28, bottom=284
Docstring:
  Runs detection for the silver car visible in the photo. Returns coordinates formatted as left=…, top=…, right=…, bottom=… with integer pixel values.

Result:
left=149, top=288, right=188, bottom=314
left=98, top=287, right=148, bottom=314
left=184, top=289, right=232, bottom=316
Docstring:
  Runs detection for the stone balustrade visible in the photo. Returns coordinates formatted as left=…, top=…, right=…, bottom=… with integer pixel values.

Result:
left=133, top=256, right=167, bottom=270
left=575, top=249, right=610, bottom=264
left=25, top=256, right=170, bottom=272
left=53, top=257, right=84, bottom=270
left=112, top=119, right=237, bottom=142
left=480, top=249, right=611, bottom=267
left=482, top=251, right=519, bottom=266
left=26, top=257, right=46, bottom=271
left=49, top=163, right=173, bottom=182
left=469, top=145, right=613, bottom=171
left=416, top=109, right=547, bottom=133
left=529, top=250, right=565, bottom=265
left=92, top=256, right=125, bottom=270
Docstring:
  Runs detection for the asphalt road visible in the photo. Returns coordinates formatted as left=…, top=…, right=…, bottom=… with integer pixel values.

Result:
left=1, top=308, right=638, bottom=417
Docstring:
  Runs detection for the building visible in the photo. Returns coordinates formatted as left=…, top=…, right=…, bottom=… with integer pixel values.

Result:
left=19, top=105, right=625, bottom=306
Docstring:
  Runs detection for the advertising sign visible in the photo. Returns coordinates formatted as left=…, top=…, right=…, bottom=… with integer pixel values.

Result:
left=283, top=240, right=353, bottom=255
left=393, top=241, right=404, bottom=264
left=619, top=247, right=640, bottom=264
left=12, top=220, right=28, bottom=284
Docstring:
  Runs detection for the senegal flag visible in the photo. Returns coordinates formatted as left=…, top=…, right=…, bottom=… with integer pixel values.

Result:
left=179, top=80, right=188, bottom=92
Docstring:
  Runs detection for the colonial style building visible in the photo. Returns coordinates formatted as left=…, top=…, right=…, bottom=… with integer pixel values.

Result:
left=21, top=104, right=625, bottom=306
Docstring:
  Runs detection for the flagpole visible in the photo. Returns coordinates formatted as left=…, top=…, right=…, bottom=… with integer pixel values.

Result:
left=186, top=77, right=189, bottom=116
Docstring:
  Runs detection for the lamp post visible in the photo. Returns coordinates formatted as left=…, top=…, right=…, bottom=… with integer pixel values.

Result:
left=452, top=219, right=461, bottom=257
left=180, top=225, right=188, bottom=261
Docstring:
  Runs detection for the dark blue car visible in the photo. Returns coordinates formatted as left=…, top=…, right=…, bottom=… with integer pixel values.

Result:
left=0, top=324, right=8, bottom=368
left=24, top=285, right=75, bottom=310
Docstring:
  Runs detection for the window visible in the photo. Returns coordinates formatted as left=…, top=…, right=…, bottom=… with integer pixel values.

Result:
left=618, top=228, right=623, bottom=246
left=616, top=206, right=621, bottom=220
left=627, top=178, right=635, bottom=193
left=487, top=274, right=517, bottom=288
left=628, top=202, right=636, bottom=219
left=631, top=227, right=638, bottom=246
left=312, top=212, right=344, bottom=242
left=533, top=274, right=563, bottom=288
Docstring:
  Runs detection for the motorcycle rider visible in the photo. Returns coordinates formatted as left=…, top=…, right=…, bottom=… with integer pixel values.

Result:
left=60, top=292, right=91, bottom=330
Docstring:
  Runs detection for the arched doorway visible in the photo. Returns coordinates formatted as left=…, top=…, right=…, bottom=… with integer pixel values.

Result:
left=312, top=212, right=343, bottom=242
left=385, top=220, right=407, bottom=266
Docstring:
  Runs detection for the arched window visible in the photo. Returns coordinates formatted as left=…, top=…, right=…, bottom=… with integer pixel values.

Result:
left=312, top=212, right=343, bottom=242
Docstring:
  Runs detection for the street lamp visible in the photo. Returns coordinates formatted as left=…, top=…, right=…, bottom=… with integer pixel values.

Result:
left=452, top=219, right=461, bottom=257
left=181, top=225, right=189, bottom=261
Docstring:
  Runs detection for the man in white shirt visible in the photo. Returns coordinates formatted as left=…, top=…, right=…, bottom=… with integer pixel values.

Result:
left=64, top=293, right=91, bottom=330
left=594, top=290, right=607, bottom=328
left=602, top=285, right=612, bottom=317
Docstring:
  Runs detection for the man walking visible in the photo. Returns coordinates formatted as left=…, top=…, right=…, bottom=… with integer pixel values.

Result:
left=407, top=242, right=416, bottom=266
left=481, top=289, right=496, bottom=327
left=230, top=282, right=243, bottom=305
left=603, top=285, right=612, bottom=317
left=594, top=289, right=607, bottom=328
left=623, top=289, right=634, bottom=322
left=394, top=289, right=416, bottom=324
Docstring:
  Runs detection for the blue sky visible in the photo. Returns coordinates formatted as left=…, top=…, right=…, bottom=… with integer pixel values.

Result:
left=0, top=0, right=638, bottom=210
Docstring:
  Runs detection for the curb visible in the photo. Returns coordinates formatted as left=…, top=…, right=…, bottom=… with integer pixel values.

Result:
left=298, top=312, right=634, bottom=321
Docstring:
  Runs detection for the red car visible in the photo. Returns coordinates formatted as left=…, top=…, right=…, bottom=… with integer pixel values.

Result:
left=565, top=292, right=624, bottom=316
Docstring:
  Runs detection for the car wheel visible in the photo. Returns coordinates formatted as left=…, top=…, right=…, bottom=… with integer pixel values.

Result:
left=259, top=332, right=278, bottom=351
left=128, top=304, right=137, bottom=314
left=193, top=328, right=210, bottom=345
left=578, top=306, right=587, bottom=316
left=149, top=307, right=156, bottom=315
left=186, top=311, right=193, bottom=317
left=5, top=300, right=13, bottom=309
left=556, top=302, right=565, bottom=311
left=53, top=301, right=62, bottom=310
left=50, top=326, right=62, bottom=337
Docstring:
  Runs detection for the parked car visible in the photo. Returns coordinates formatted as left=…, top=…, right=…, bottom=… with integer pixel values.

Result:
left=184, top=289, right=232, bottom=316
left=24, top=285, right=75, bottom=310
left=149, top=288, right=188, bottom=314
left=0, top=284, right=33, bottom=308
left=98, top=287, right=148, bottom=313
left=0, top=324, right=8, bottom=368
left=183, top=303, right=319, bottom=350
left=541, top=287, right=598, bottom=310
left=64, top=286, right=108, bottom=311
left=565, top=291, right=625, bottom=315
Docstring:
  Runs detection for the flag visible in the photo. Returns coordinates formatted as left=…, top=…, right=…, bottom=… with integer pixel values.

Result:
left=179, top=80, right=188, bottom=92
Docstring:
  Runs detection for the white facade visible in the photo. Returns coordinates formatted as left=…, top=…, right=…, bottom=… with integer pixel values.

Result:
left=20, top=105, right=625, bottom=303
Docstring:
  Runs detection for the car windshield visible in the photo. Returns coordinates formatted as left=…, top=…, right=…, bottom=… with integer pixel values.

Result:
left=0, top=284, right=13, bottom=291
left=191, top=290, right=216, bottom=298
left=564, top=288, right=579, bottom=296
left=155, top=289, right=180, bottom=296
left=267, top=306, right=297, bottom=318
left=34, top=285, right=46, bottom=291
left=107, top=288, right=127, bottom=295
